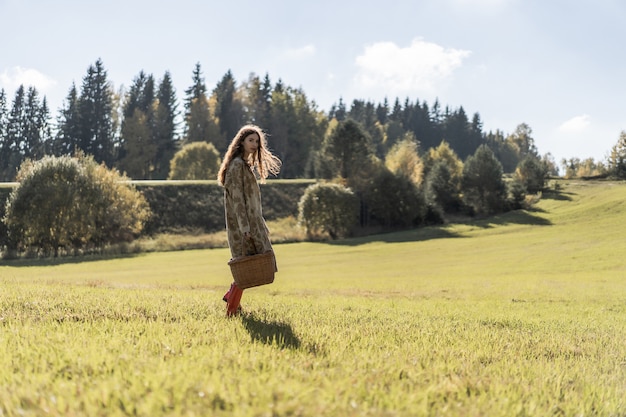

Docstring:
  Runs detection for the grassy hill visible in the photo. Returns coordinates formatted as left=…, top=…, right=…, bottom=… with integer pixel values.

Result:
left=1, top=180, right=624, bottom=416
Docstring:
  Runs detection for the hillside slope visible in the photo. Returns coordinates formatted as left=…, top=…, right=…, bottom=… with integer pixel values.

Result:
left=2, top=180, right=625, bottom=302
left=272, top=180, right=626, bottom=301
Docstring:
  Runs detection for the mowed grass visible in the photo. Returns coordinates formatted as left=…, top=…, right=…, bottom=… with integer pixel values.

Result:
left=1, top=180, right=625, bottom=416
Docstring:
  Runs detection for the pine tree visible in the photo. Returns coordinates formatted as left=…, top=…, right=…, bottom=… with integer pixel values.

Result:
left=152, top=71, right=179, bottom=179
left=319, top=119, right=375, bottom=180
left=608, top=130, right=626, bottom=178
left=118, top=110, right=155, bottom=179
left=284, top=88, right=324, bottom=178
left=461, top=144, right=507, bottom=214
left=389, top=98, right=402, bottom=122
left=268, top=84, right=292, bottom=175
left=23, top=87, right=48, bottom=159
left=0, top=89, right=10, bottom=180
left=375, top=99, right=389, bottom=125
left=3, top=86, right=27, bottom=180
left=53, top=84, right=81, bottom=157
left=213, top=70, right=242, bottom=144
left=123, top=71, right=152, bottom=119
left=184, top=63, right=207, bottom=119
left=244, top=73, right=271, bottom=129
left=330, top=97, right=346, bottom=121
left=183, top=62, right=207, bottom=141
left=77, top=59, right=116, bottom=166
left=442, top=107, right=472, bottom=160
left=182, top=63, right=221, bottom=149
left=118, top=71, right=157, bottom=178
left=260, top=74, right=272, bottom=126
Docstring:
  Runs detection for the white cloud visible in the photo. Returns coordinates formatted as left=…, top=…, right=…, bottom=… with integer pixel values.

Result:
left=448, top=0, right=515, bottom=13
left=353, top=38, right=471, bottom=96
left=558, top=114, right=591, bottom=133
left=451, top=0, right=511, bottom=7
left=0, top=66, right=57, bottom=93
left=282, top=44, right=316, bottom=60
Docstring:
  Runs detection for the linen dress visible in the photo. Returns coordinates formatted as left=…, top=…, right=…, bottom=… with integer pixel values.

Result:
left=223, top=156, right=274, bottom=260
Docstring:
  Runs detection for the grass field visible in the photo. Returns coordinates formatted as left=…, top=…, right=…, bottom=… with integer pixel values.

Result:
left=1, top=180, right=625, bottom=416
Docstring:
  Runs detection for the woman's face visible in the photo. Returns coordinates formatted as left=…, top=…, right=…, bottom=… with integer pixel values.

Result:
left=242, top=132, right=260, bottom=159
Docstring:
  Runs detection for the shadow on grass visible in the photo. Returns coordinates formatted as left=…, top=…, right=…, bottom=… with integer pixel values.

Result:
left=475, top=209, right=552, bottom=227
left=329, top=208, right=552, bottom=246
left=330, top=226, right=462, bottom=246
left=541, top=189, right=575, bottom=201
left=241, top=311, right=301, bottom=350
left=0, top=252, right=146, bottom=267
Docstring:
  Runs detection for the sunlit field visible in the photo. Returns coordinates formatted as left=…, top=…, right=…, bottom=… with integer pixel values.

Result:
left=1, top=180, right=625, bottom=416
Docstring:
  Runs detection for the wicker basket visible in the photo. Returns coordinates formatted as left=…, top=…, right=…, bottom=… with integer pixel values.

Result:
left=228, top=250, right=276, bottom=289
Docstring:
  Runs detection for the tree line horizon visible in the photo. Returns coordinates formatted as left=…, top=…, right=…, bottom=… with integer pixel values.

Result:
left=0, top=58, right=620, bottom=183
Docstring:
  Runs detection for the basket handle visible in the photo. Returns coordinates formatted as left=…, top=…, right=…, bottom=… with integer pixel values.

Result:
left=240, top=234, right=257, bottom=257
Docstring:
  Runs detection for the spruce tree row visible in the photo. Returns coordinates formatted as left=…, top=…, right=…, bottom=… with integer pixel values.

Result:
left=0, top=58, right=545, bottom=182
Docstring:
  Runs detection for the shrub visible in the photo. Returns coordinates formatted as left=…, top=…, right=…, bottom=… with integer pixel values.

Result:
left=298, top=182, right=359, bottom=239
left=168, top=142, right=221, bottom=180
left=3, top=154, right=150, bottom=257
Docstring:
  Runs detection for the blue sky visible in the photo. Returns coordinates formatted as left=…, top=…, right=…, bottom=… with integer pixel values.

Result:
left=1, top=0, right=624, bottom=164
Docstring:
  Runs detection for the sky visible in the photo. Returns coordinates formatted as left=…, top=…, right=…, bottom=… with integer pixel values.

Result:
left=1, top=0, right=625, bottom=165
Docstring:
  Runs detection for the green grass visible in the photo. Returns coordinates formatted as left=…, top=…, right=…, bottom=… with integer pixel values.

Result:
left=1, top=180, right=625, bottom=416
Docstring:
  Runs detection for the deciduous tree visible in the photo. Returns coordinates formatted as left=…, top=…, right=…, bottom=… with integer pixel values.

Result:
left=168, top=141, right=221, bottom=180
left=385, top=133, right=423, bottom=186
left=3, top=153, right=150, bottom=257
left=297, top=182, right=359, bottom=239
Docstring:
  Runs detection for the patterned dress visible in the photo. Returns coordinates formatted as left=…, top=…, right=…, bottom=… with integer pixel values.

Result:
left=223, top=156, right=274, bottom=260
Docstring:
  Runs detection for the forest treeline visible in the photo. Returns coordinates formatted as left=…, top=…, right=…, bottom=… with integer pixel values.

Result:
left=2, top=58, right=625, bottom=184
left=4, top=58, right=626, bottom=256
left=0, top=58, right=552, bottom=181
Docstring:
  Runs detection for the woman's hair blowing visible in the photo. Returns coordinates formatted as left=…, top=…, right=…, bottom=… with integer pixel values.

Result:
left=217, top=124, right=282, bottom=185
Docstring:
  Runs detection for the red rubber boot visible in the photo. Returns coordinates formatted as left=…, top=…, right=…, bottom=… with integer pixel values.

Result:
left=223, top=283, right=235, bottom=303
left=226, top=283, right=243, bottom=317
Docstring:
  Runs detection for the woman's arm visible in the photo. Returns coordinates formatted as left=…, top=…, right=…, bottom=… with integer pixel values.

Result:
left=225, top=159, right=251, bottom=235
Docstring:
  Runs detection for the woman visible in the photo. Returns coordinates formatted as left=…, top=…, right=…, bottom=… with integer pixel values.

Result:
left=217, top=125, right=282, bottom=316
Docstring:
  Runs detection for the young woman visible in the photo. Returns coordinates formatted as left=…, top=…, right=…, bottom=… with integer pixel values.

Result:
left=217, top=125, right=282, bottom=316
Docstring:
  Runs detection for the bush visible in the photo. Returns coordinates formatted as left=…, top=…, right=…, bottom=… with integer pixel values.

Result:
left=168, top=142, right=221, bottom=180
left=3, top=154, right=150, bottom=257
left=298, top=182, right=359, bottom=239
